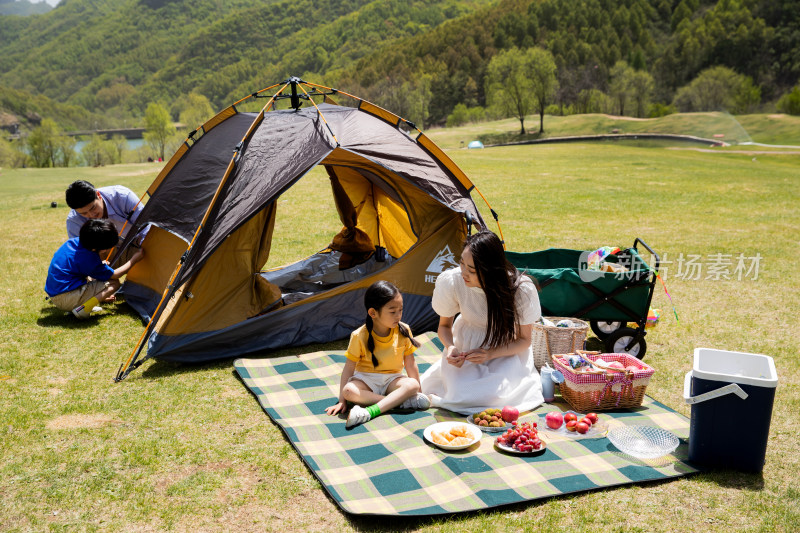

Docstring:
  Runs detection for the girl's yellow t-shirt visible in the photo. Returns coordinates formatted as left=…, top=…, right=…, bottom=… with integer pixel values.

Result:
left=345, top=323, right=416, bottom=374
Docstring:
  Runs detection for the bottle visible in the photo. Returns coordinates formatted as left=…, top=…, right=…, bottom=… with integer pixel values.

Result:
left=540, top=363, right=565, bottom=403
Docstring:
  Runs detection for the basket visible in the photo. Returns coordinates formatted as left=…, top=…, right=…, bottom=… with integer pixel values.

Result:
left=552, top=352, right=655, bottom=411
left=531, top=317, right=589, bottom=370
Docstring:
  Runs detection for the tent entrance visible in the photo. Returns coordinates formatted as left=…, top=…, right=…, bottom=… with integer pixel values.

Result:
left=257, top=148, right=430, bottom=310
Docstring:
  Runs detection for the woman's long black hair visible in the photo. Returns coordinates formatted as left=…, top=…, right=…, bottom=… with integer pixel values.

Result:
left=364, top=280, right=420, bottom=368
left=464, top=230, right=522, bottom=350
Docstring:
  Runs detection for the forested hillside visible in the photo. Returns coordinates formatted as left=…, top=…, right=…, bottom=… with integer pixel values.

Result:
left=0, top=0, right=489, bottom=126
left=1, top=0, right=798, bottom=133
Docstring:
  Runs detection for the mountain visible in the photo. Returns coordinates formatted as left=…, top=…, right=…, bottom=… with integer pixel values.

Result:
left=0, top=0, right=489, bottom=124
left=1, top=0, right=799, bottom=132
left=0, top=0, right=52, bottom=16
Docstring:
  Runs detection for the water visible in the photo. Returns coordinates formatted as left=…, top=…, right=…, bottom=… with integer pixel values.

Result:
left=72, top=138, right=145, bottom=153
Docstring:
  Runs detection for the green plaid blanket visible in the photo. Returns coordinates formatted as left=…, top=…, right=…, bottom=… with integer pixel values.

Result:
left=234, top=332, right=697, bottom=516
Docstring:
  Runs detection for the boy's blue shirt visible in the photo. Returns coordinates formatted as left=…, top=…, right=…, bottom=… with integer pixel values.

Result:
left=45, top=238, right=115, bottom=297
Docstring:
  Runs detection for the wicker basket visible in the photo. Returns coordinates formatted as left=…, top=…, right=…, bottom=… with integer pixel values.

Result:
left=552, top=352, right=655, bottom=411
left=531, top=317, right=589, bottom=370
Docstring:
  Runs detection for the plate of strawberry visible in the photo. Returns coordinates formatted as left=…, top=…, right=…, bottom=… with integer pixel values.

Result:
left=494, top=421, right=547, bottom=455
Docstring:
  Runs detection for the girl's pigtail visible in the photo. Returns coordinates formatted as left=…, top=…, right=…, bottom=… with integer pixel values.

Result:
left=366, top=315, right=379, bottom=368
left=398, top=323, right=420, bottom=348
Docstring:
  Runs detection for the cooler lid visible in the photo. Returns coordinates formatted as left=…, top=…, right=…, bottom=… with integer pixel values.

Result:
left=693, top=348, right=778, bottom=388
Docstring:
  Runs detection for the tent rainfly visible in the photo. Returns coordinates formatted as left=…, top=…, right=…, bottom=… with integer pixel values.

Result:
left=114, top=78, right=500, bottom=381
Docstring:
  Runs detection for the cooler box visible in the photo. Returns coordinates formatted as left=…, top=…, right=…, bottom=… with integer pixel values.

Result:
left=684, top=348, right=778, bottom=472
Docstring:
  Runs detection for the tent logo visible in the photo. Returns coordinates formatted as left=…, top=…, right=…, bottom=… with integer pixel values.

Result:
left=425, top=245, right=458, bottom=283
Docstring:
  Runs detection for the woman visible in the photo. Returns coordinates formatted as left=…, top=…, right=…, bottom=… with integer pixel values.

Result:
left=420, top=230, right=544, bottom=414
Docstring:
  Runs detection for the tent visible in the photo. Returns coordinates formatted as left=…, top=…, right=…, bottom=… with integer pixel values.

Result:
left=114, top=78, right=499, bottom=381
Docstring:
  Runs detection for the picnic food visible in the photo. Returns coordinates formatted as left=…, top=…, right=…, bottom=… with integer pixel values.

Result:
left=545, top=411, right=564, bottom=429
left=472, top=408, right=506, bottom=427
left=566, top=420, right=578, bottom=432
left=496, top=421, right=544, bottom=452
left=564, top=412, right=578, bottom=424
left=585, top=412, right=599, bottom=424
left=501, top=405, right=520, bottom=423
left=431, top=424, right=475, bottom=446
left=576, top=421, right=590, bottom=434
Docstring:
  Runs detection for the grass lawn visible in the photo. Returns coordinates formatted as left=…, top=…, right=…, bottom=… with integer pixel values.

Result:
left=426, top=111, right=800, bottom=149
left=1, top=139, right=798, bottom=531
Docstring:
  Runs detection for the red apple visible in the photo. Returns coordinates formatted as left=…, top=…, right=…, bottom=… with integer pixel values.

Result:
left=579, top=417, right=593, bottom=427
left=501, top=405, right=519, bottom=423
left=565, top=420, right=578, bottom=432
left=576, top=421, right=590, bottom=434
left=564, top=412, right=578, bottom=424
left=545, top=411, right=564, bottom=430
left=586, top=412, right=599, bottom=424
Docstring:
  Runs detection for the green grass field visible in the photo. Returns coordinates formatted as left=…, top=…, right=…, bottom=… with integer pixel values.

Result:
left=1, top=133, right=799, bottom=531
left=427, top=112, right=800, bottom=149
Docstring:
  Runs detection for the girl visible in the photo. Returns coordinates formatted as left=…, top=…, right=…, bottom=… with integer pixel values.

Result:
left=325, top=280, right=430, bottom=427
left=420, top=230, right=544, bottom=414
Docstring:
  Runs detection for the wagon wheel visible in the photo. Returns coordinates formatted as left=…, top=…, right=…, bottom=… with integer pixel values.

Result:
left=590, top=320, right=623, bottom=340
left=604, top=327, right=647, bottom=359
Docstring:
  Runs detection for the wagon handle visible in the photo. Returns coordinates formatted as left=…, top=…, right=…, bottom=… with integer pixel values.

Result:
left=633, top=237, right=660, bottom=273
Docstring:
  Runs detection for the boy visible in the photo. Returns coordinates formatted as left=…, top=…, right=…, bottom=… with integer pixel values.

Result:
left=45, top=219, right=144, bottom=318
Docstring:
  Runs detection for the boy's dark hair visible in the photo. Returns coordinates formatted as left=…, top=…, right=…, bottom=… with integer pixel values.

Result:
left=79, top=219, right=119, bottom=252
left=66, top=180, right=97, bottom=209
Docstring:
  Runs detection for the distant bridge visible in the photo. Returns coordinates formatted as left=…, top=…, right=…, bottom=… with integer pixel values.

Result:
left=65, top=127, right=146, bottom=140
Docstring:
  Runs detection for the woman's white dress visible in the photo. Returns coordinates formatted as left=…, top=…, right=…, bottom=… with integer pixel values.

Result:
left=420, top=267, right=544, bottom=414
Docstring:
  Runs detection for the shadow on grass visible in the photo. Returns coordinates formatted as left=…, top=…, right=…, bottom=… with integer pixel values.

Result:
left=136, top=338, right=350, bottom=381
left=692, top=468, right=765, bottom=491
left=37, top=300, right=147, bottom=329
left=36, top=305, right=104, bottom=329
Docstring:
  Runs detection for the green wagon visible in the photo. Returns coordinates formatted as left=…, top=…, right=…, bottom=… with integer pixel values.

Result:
left=507, top=238, right=660, bottom=359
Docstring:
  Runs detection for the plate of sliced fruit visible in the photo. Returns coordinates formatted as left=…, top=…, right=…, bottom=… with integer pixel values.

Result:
left=540, top=411, right=609, bottom=439
left=424, top=421, right=482, bottom=451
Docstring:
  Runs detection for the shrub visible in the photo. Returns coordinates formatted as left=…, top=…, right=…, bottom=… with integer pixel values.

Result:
left=776, top=86, right=800, bottom=116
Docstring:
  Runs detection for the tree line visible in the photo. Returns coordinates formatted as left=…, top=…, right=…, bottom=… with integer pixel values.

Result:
left=3, top=0, right=800, bottom=167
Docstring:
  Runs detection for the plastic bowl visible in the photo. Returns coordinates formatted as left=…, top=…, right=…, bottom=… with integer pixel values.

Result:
left=607, top=425, right=679, bottom=459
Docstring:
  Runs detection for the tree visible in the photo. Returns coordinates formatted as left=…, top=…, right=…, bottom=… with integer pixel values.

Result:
left=82, top=135, right=106, bottom=167
left=673, top=66, right=761, bottom=113
left=177, top=92, right=215, bottom=131
left=527, top=47, right=559, bottom=133
left=143, top=102, right=175, bottom=160
left=777, top=86, right=800, bottom=116
left=630, top=70, right=655, bottom=118
left=56, top=135, right=78, bottom=167
left=486, top=48, right=535, bottom=135
left=26, top=119, right=60, bottom=168
left=609, top=61, right=635, bottom=116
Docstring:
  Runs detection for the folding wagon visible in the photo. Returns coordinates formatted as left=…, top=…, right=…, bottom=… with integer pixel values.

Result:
left=507, top=238, right=660, bottom=359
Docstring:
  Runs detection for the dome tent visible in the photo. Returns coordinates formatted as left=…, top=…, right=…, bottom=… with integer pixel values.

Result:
left=114, top=78, right=499, bottom=381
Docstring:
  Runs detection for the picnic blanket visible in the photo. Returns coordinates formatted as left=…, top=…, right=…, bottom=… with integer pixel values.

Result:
left=234, top=332, right=697, bottom=516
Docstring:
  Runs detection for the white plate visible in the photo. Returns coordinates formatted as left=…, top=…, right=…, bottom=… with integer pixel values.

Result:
left=540, top=411, right=609, bottom=439
left=424, top=421, right=482, bottom=451
left=466, top=414, right=513, bottom=433
left=494, top=438, right=547, bottom=455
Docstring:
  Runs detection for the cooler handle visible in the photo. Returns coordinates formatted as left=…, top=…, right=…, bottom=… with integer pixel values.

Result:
left=683, top=371, right=749, bottom=405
